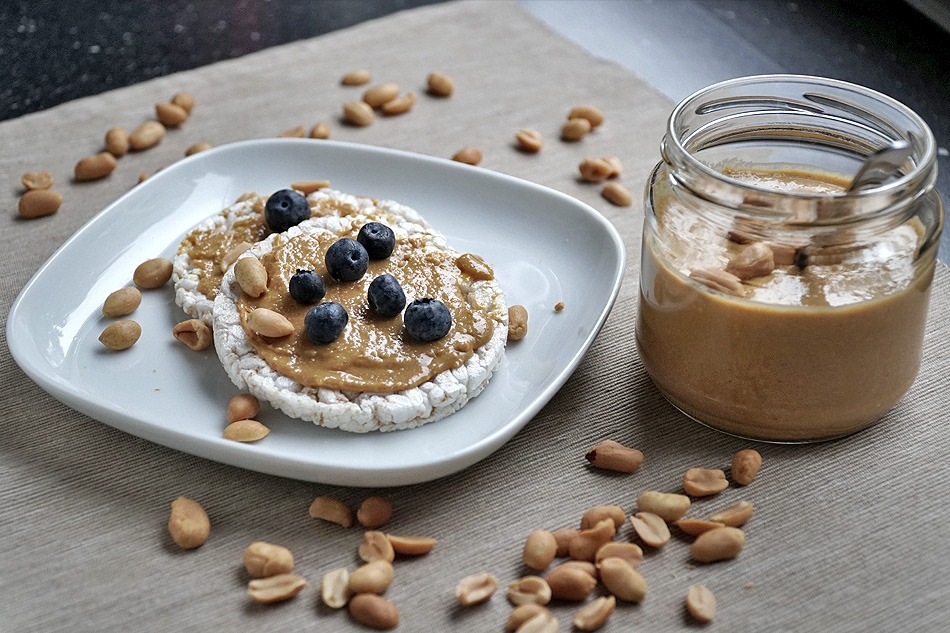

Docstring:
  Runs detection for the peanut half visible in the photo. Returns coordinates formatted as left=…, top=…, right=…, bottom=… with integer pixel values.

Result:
left=568, top=104, right=605, bottom=128
left=343, top=101, right=374, bottom=127
left=507, top=576, right=552, bottom=606
left=386, top=534, right=437, bottom=556
left=133, top=257, right=173, bottom=289
left=544, top=562, right=597, bottom=601
left=220, top=241, right=252, bottom=273
left=227, top=393, right=260, bottom=423
left=552, top=527, right=578, bottom=557
left=598, top=557, right=647, bottom=602
left=573, top=595, right=615, bottom=631
left=515, top=612, right=558, bottom=633
left=630, top=511, right=670, bottom=548
left=18, top=189, right=63, bottom=219
left=309, top=122, right=331, bottom=139
left=427, top=72, right=454, bottom=97
left=341, top=69, right=371, bottom=86
left=234, top=257, right=268, bottom=298
left=380, top=92, right=416, bottom=116
left=689, top=268, right=745, bottom=296
left=455, top=572, right=498, bottom=606
left=561, top=117, right=592, bottom=142
left=584, top=439, right=644, bottom=473
left=309, top=496, right=353, bottom=527
left=357, top=496, right=393, bottom=529
left=185, top=142, right=212, bottom=156
left=507, top=305, right=528, bottom=341
left=358, top=530, right=396, bottom=563
left=167, top=496, right=210, bottom=549
left=363, top=83, right=400, bottom=108
left=515, top=129, right=543, bottom=153
left=726, top=242, right=775, bottom=280
left=129, top=120, right=166, bottom=151
left=156, top=102, right=188, bottom=127
left=74, top=152, right=117, bottom=181
left=246, top=308, right=294, bottom=338
left=709, top=500, right=754, bottom=527
left=291, top=180, right=331, bottom=195
left=321, top=567, right=351, bottom=609
left=279, top=125, right=306, bottom=138
left=348, top=560, right=394, bottom=595
left=569, top=518, right=615, bottom=561
left=522, top=530, right=558, bottom=571
left=683, top=467, right=729, bottom=497
left=21, top=170, right=53, bottom=190
left=601, top=182, right=633, bottom=207
left=247, top=573, right=308, bottom=604
left=602, top=156, right=623, bottom=178
left=172, top=319, right=212, bottom=351
left=171, top=92, right=196, bottom=112
left=222, top=419, right=270, bottom=442
left=594, top=542, right=643, bottom=567
left=102, top=287, right=142, bottom=317
left=98, top=320, right=141, bottom=351
left=636, top=491, right=691, bottom=522
left=243, top=541, right=294, bottom=578
left=579, top=157, right=612, bottom=183
left=686, top=584, right=717, bottom=623
left=580, top=505, right=626, bottom=531
left=675, top=518, right=726, bottom=536
left=506, top=604, right=550, bottom=632
left=732, top=449, right=763, bottom=485
left=452, top=147, right=482, bottom=165
left=691, top=526, right=745, bottom=563
left=349, top=594, right=399, bottom=629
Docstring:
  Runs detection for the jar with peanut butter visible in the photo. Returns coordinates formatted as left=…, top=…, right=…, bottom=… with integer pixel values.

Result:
left=637, top=75, right=943, bottom=442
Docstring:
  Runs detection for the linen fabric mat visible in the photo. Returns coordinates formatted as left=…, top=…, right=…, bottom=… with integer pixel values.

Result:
left=1, top=1, right=948, bottom=631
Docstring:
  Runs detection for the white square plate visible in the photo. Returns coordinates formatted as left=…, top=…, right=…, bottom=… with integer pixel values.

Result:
left=8, top=139, right=625, bottom=486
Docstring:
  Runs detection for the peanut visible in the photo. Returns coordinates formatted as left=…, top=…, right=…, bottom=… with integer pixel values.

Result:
left=507, top=305, right=528, bottom=341
left=691, top=527, right=745, bottom=563
left=243, top=541, right=294, bottom=578
left=156, top=102, right=188, bottom=127
left=675, top=518, right=725, bottom=536
left=426, top=72, right=454, bottom=97
left=568, top=104, right=605, bottom=128
left=21, top=170, right=53, bottom=190
left=386, top=534, right=437, bottom=556
left=321, top=567, right=351, bottom=608
left=349, top=594, right=399, bottom=629
left=598, top=557, right=647, bottom=603
left=569, top=518, right=615, bottom=561
left=171, top=92, right=196, bottom=113
left=507, top=576, right=552, bottom=606
left=580, top=505, right=626, bottom=531
left=341, top=69, right=371, bottom=86
left=103, top=127, right=131, bottom=157
left=516, top=613, right=558, bottom=633
left=768, top=242, right=797, bottom=266
left=636, top=491, right=691, bottom=522
left=247, top=573, right=308, bottom=604
left=552, top=528, right=578, bottom=557
left=227, top=394, right=260, bottom=423
left=506, top=604, right=550, bottom=631
left=709, top=500, right=754, bottom=527
left=578, top=157, right=612, bottom=183
left=689, top=268, right=745, bottom=296
left=235, top=257, right=268, bottom=298
left=246, top=308, right=294, bottom=339
left=683, top=467, right=729, bottom=497
left=455, top=572, right=498, bottom=606
left=18, top=189, right=62, bottom=219
left=102, top=286, right=141, bottom=317
left=309, top=496, right=353, bottom=527
left=522, top=530, right=557, bottom=571
left=573, top=595, right=615, bottom=631
left=279, top=125, right=306, bottom=138
left=452, top=147, right=482, bottom=165
left=594, top=542, right=643, bottom=567
left=726, top=242, right=775, bottom=279
left=357, top=496, right=393, bottom=529
left=222, top=419, right=270, bottom=442
left=218, top=242, right=252, bottom=274
left=362, top=83, right=400, bottom=108
left=731, top=449, right=763, bottom=485
left=172, top=319, right=212, bottom=351
left=348, top=560, right=394, bottom=595
left=74, top=152, right=117, bottom=181
left=358, top=530, right=395, bottom=563
left=602, top=156, right=623, bottom=178
left=544, top=563, right=597, bottom=601
left=515, top=129, right=543, bottom=153
left=185, top=142, right=212, bottom=156
left=686, top=584, right=717, bottom=623
left=601, top=182, right=633, bottom=206
left=584, top=439, right=643, bottom=473
left=167, top=496, right=210, bottom=549
left=630, top=511, right=670, bottom=548
left=98, top=320, right=141, bottom=351
left=309, top=122, right=331, bottom=139
left=561, top=117, right=591, bottom=141
left=380, top=92, right=415, bottom=116
left=133, top=257, right=173, bottom=289
left=137, top=173, right=151, bottom=184
left=291, top=180, right=330, bottom=195
left=557, top=560, right=597, bottom=578
left=343, top=100, right=374, bottom=126
left=129, top=120, right=166, bottom=151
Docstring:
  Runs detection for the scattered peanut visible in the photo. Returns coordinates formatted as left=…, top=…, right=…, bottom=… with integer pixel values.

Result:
left=522, top=530, right=557, bottom=571
left=580, top=505, right=626, bottom=531
left=349, top=594, right=399, bottom=630
left=602, top=156, right=623, bottom=178
left=279, top=125, right=306, bottom=138
left=691, top=526, right=746, bottom=563
left=675, top=518, right=726, bottom=536
left=709, top=500, right=754, bottom=527
left=171, top=92, right=196, bottom=113
left=578, top=157, right=612, bottom=183
left=291, top=180, right=330, bottom=195
left=348, top=560, right=394, bottom=595
left=768, top=242, right=797, bottom=266
left=561, top=117, right=591, bottom=141
left=515, top=612, right=558, bottom=633
left=98, top=320, right=141, bottom=351
left=630, top=511, right=671, bottom=548
left=222, top=419, right=270, bottom=442
left=227, top=394, right=260, bottom=423
left=243, top=541, right=294, bottom=578
left=455, top=572, right=498, bottom=606
left=452, top=147, right=482, bottom=165
left=683, top=467, right=730, bottom=497
left=309, top=496, right=353, bottom=527
left=507, top=576, right=552, bottom=606
left=568, top=104, right=605, bottom=128
left=544, top=562, right=597, bottom=601
left=732, top=449, right=763, bottom=485
left=594, top=542, right=643, bottom=567
left=74, top=152, right=118, bottom=181
left=689, top=268, right=745, bottom=296
left=341, top=69, right=372, bottom=86
left=220, top=241, right=253, bottom=273
left=167, top=496, right=210, bottom=549
left=358, top=530, right=396, bottom=563
left=601, top=182, right=633, bottom=206
left=18, top=189, right=63, bottom=219
left=584, top=439, right=644, bottom=473
left=427, top=72, right=454, bottom=97
left=381, top=92, right=416, bottom=115
left=636, top=491, right=691, bottom=522
left=515, top=129, right=543, bottom=153
left=309, top=122, right=331, bottom=139
left=133, top=257, right=173, bottom=289
left=573, top=595, right=616, bottom=631
left=569, top=518, right=616, bottom=561
left=363, top=83, right=400, bottom=108
left=102, top=286, right=141, bottom=317
left=21, top=170, right=53, bottom=190
left=554, top=301, right=565, bottom=312
left=246, top=308, right=294, bottom=338
left=557, top=560, right=597, bottom=578
left=507, top=304, right=528, bottom=341
left=598, top=557, right=647, bottom=603
left=185, top=142, right=212, bottom=156
left=685, top=584, right=717, bottom=623
left=343, top=100, right=375, bottom=127
left=386, top=534, right=437, bottom=556
left=247, top=573, right=308, bottom=604
left=156, top=102, right=188, bottom=127
left=726, top=242, right=775, bottom=280
left=506, top=604, right=550, bottom=632
left=129, top=120, right=166, bottom=151
left=552, top=528, right=578, bottom=557
left=357, top=496, right=393, bottom=529
left=321, top=567, right=351, bottom=609
left=172, top=319, right=212, bottom=351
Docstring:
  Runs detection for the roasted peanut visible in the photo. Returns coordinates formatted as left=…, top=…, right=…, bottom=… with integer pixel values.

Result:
left=362, top=83, right=400, bottom=108
left=246, top=308, right=294, bottom=339
left=557, top=560, right=597, bottom=578
left=357, top=496, right=393, bottom=529
left=573, top=595, right=615, bottom=631
left=515, top=129, right=543, bottom=153
left=102, top=287, right=141, bottom=317
left=234, top=257, right=267, bottom=297
left=279, top=125, right=306, bottom=138
left=172, top=319, right=212, bottom=351
left=341, top=69, right=371, bottom=86
left=455, top=572, right=498, bottom=606
left=683, top=468, right=729, bottom=497
left=630, top=511, right=670, bottom=548
left=602, top=156, right=623, bottom=178
left=522, top=530, right=557, bottom=571
left=167, top=496, right=210, bottom=549
left=506, top=604, right=550, bottom=632
left=359, top=530, right=395, bottom=563
left=452, top=147, right=482, bottom=165
left=156, top=102, right=188, bottom=127
left=98, top=320, right=141, bottom=351
left=579, top=157, right=612, bottom=182
left=386, top=534, right=437, bottom=556
left=308, top=496, right=353, bottom=527
left=349, top=594, right=399, bottom=629
left=185, top=142, right=212, bottom=156
left=227, top=394, right=260, bottom=423
left=348, top=560, right=394, bottom=595
left=507, top=576, right=552, bottom=606
left=569, top=518, right=615, bottom=561
left=598, top=557, right=647, bottom=602
left=291, top=180, right=330, bottom=195
left=321, top=567, right=351, bottom=608
left=768, top=242, right=797, bottom=266
left=247, top=573, right=308, bottom=604
left=18, top=189, right=62, bottom=219
left=580, top=505, right=626, bottom=531
left=427, top=72, right=454, bottom=97
left=691, top=527, right=745, bottom=563
left=129, top=120, right=166, bottom=150
left=561, top=117, right=591, bottom=141
left=636, top=491, right=691, bottom=522
left=243, top=541, right=294, bottom=578
left=133, top=257, right=173, bottom=289
left=544, top=563, right=597, bottom=601
left=171, top=92, right=196, bottom=113
left=568, top=104, right=605, bottom=128
left=74, top=152, right=117, bottom=181
left=21, top=170, right=53, bottom=190
left=584, top=439, right=643, bottom=473
left=222, top=419, right=270, bottom=442
left=689, top=268, right=745, bottom=296
left=686, top=584, right=717, bottom=623
left=220, top=241, right=252, bottom=273
left=726, top=242, right=775, bottom=279
left=709, top=500, right=754, bottom=527
left=515, top=613, right=558, bottom=633
left=309, top=122, right=331, bottom=139
left=731, top=449, right=763, bottom=485
left=507, top=305, right=528, bottom=341
left=343, top=100, right=374, bottom=126
left=552, top=527, right=578, bottom=557
left=380, top=92, right=415, bottom=115
left=601, top=182, right=633, bottom=206
left=594, top=542, right=643, bottom=567
left=675, top=518, right=726, bottom=536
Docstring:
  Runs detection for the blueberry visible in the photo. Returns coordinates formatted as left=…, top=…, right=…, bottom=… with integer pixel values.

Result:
left=264, top=189, right=310, bottom=233
left=304, top=302, right=348, bottom=344
left=289, top=269, right=326, bottom=305
left=325, top=238, right=369, bottom=282
left=357, top=222, right=396, bottom=260
left=367, top=274, right=406, bottom=318
left=403, top=298, right=452, bottom=342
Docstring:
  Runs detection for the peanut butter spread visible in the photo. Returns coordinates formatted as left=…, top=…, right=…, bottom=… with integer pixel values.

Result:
left=237, top=226, right=495, bottom=393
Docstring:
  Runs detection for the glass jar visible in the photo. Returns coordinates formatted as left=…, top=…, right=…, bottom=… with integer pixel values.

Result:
left=636, top=75, right=943, bottom=442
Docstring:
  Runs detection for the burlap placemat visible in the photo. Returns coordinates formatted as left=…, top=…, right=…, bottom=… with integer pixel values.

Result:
left=1, top=1, right=948, bottom=631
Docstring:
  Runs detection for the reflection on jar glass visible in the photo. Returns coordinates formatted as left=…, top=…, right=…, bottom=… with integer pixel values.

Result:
left=636, top=75, right=943, bottom=442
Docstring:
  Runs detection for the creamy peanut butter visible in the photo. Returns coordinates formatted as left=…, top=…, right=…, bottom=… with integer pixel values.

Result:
left=637, top=168, right=934, bottom=441
left=238, top=227, right=494, bottom=393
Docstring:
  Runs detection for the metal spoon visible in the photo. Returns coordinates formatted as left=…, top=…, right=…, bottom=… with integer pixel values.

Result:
left=846, top=139, right=914, bottom=192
